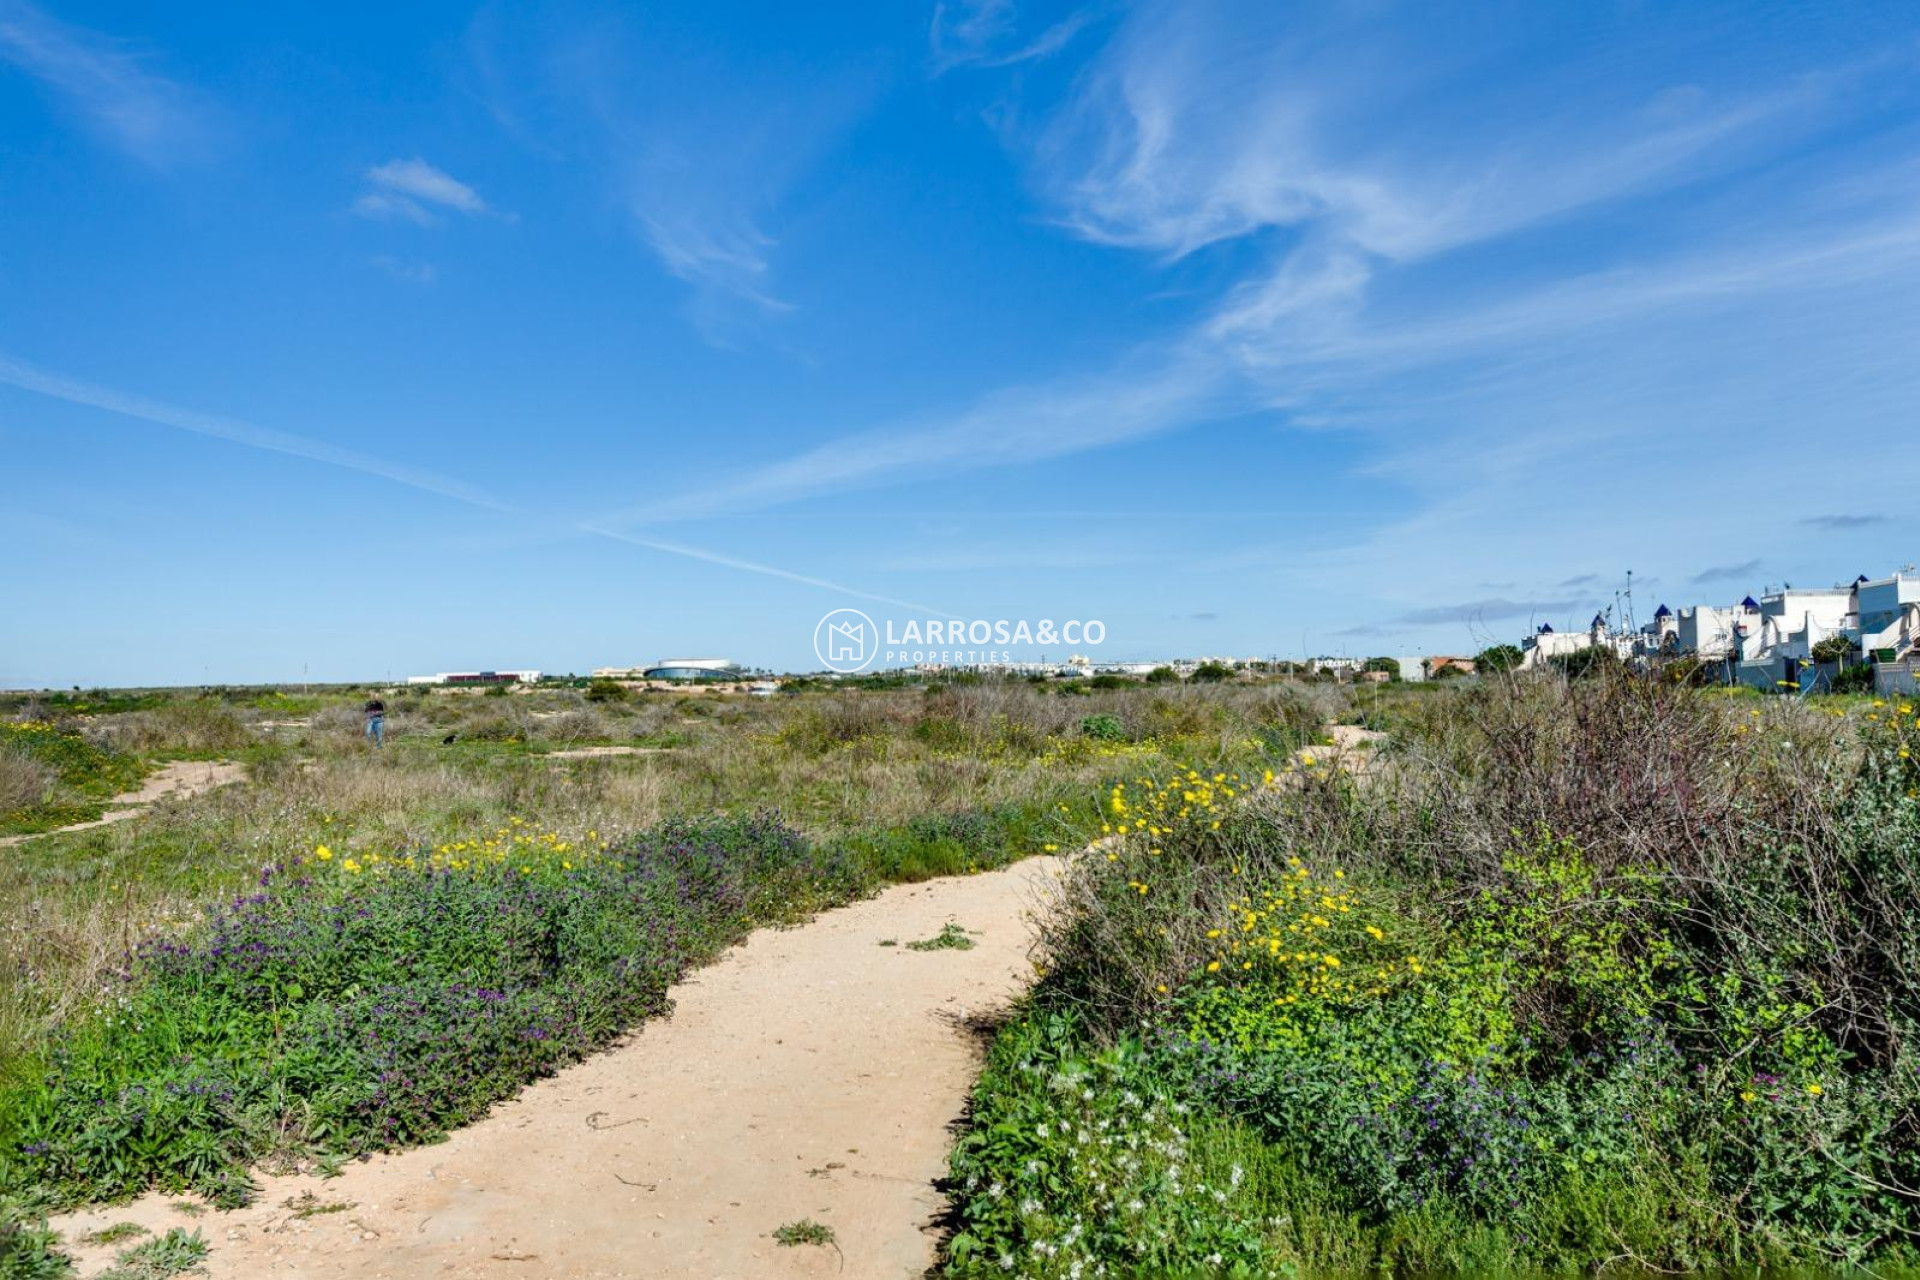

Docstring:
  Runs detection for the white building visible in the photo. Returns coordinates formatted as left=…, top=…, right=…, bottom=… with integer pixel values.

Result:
left=1733, top=588, right=1853, bottom=689
left=1856, top=571, right=1920, bottom=659
left=1674, top=603, right=1747, bottom=660
left=1521, top=616, right=1631, bottom=667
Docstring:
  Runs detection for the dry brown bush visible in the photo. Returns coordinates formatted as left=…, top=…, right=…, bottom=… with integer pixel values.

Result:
left=0, top=745, right=53, bottom=812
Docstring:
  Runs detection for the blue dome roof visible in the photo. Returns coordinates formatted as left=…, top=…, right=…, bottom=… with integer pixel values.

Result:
left=1537, top=623, right=1554, bottom=633
left=1654, top=604, right=1672, bottom=618
left=1741, top=596, right=1760, bottom=610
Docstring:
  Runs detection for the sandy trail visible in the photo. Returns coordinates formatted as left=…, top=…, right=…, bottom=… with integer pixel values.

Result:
left=0, top=760, right=245, bottom=850
left=54, top=856, right=1067, bottom=1280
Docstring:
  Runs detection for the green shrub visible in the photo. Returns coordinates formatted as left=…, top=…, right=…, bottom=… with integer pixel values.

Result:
left=1473, top=643, right=1524, bottom=674
left=1832, top=662, right=1876, bottom=694
left=1812, top=635, right=1855, bottom=664
left=1077, top=714, right=1125, bottom=742
left=583, top=678, right=630, bottom=704
left=0, top=1193, right=71, bottom=1279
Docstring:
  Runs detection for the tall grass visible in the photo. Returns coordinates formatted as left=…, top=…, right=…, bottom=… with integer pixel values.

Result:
left=0, top=746, right=52, bottom=815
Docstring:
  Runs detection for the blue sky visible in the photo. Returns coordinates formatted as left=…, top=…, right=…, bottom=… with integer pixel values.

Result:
left=4, top=0, right=1919, bottom=685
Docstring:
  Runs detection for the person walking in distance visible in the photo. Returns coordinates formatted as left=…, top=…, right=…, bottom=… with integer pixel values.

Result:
left=363, top=694, right=386, bottom=748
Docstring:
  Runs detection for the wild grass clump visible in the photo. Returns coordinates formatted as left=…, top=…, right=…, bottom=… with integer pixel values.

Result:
left=0, top=746, right=53, bottom=815
left=86, top=701, right=255, bottom=756
left=0, top=1190, right=71, bottom=1279
left=95, top=1226, right=206, bottom=1280
left=946, top=671, right=1920, bottom=1274
left=906, top=923, right=975, bottom=952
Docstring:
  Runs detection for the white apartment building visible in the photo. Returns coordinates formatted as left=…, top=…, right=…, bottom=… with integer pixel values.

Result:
left=1733, top=588, right=1853, bottom=688
left=1856, top=571, right=1920, bottom=658
left=1674, top=603, right=1747, bottom=660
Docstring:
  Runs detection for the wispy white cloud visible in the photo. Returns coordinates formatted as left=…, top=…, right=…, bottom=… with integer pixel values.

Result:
left=0, top=352, right=950, bottom=616
left=609, top=344, right=1231, bottom=522
left=464, top=6, right=875, bottom=344
left=0, top=352, right=508, bottom=509
left=0, top=0, right=218, bottom=166
left=1691, top=560, right=1764, bottom=584
left=353, top=158, right=492, bottom=226
left=1801, top=514, right=1887, bottom=531
left=930, top=0, right=1092, bottom=73
left=590, top=1, right=1920, bottom=648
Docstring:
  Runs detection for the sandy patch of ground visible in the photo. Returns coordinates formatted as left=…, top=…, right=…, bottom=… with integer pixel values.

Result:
left=1323, top=723, right=1386, bottom=768
left=53, top=856, right=1067, bottom=1279
left=0, top=760, right=245, bottom=850
left=543, top=746, right=673, bottom=760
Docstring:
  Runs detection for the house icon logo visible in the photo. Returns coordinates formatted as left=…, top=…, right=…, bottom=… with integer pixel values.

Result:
left=814, top=608, right=878, bottom=673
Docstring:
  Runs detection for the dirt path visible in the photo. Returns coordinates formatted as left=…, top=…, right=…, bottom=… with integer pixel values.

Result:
left=543, top=746, right=672, bottom=759
left=0, top=760, right=245, bottom=850
left=54, top=856, right=1067, bottom=1280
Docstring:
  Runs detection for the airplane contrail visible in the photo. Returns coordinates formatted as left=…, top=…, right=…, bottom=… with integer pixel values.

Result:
left=0, top=352, right=952, bottom=617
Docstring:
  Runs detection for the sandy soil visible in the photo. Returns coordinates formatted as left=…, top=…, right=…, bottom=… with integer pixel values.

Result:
left=0, top=760, right=245, bottom=850
left=543, top=746, right=672, bottom=760
left=53, top=856, right=1067, bottom=1280
left=1322, top=723, right=1385, bottom=772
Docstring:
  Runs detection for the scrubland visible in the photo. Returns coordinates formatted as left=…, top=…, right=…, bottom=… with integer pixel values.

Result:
left=0, top=675, right=1314, bottom=1276
left=944, top=674, right=1920, bottom=1275
left=5, top=671, right=1915, bottom=1277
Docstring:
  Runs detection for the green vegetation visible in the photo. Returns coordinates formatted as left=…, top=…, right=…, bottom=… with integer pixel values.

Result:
left=82, top=1222, right=148, bottom=1246
left=95, top=1227, right=206, bottom=1280
left=772, top=1218, right=836, bottom=1247
left=0, top=1192, right=70, bottom=1279
left=0, top=722, right=147, bottom=837
left=905, top=923, right=975, bottom=952
left=945, top=672, right=1920, bottom=1275
left=0, top=676, right=1325, bottom=1267
left=583, top=678, right=630, bottom=703
left=1473, top=642, right=1524, bottom=673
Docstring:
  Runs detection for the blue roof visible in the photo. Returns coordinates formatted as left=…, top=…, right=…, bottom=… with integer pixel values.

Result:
left=1741, top=596, right=1760, bottom=610
left=1654, top=603, right=1671, bottom=618
left=1537, top=623, right=1554, bottom=633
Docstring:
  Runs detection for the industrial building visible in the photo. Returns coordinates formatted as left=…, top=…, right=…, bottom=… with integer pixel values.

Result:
left=643, top=658, right=746, bottom=681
